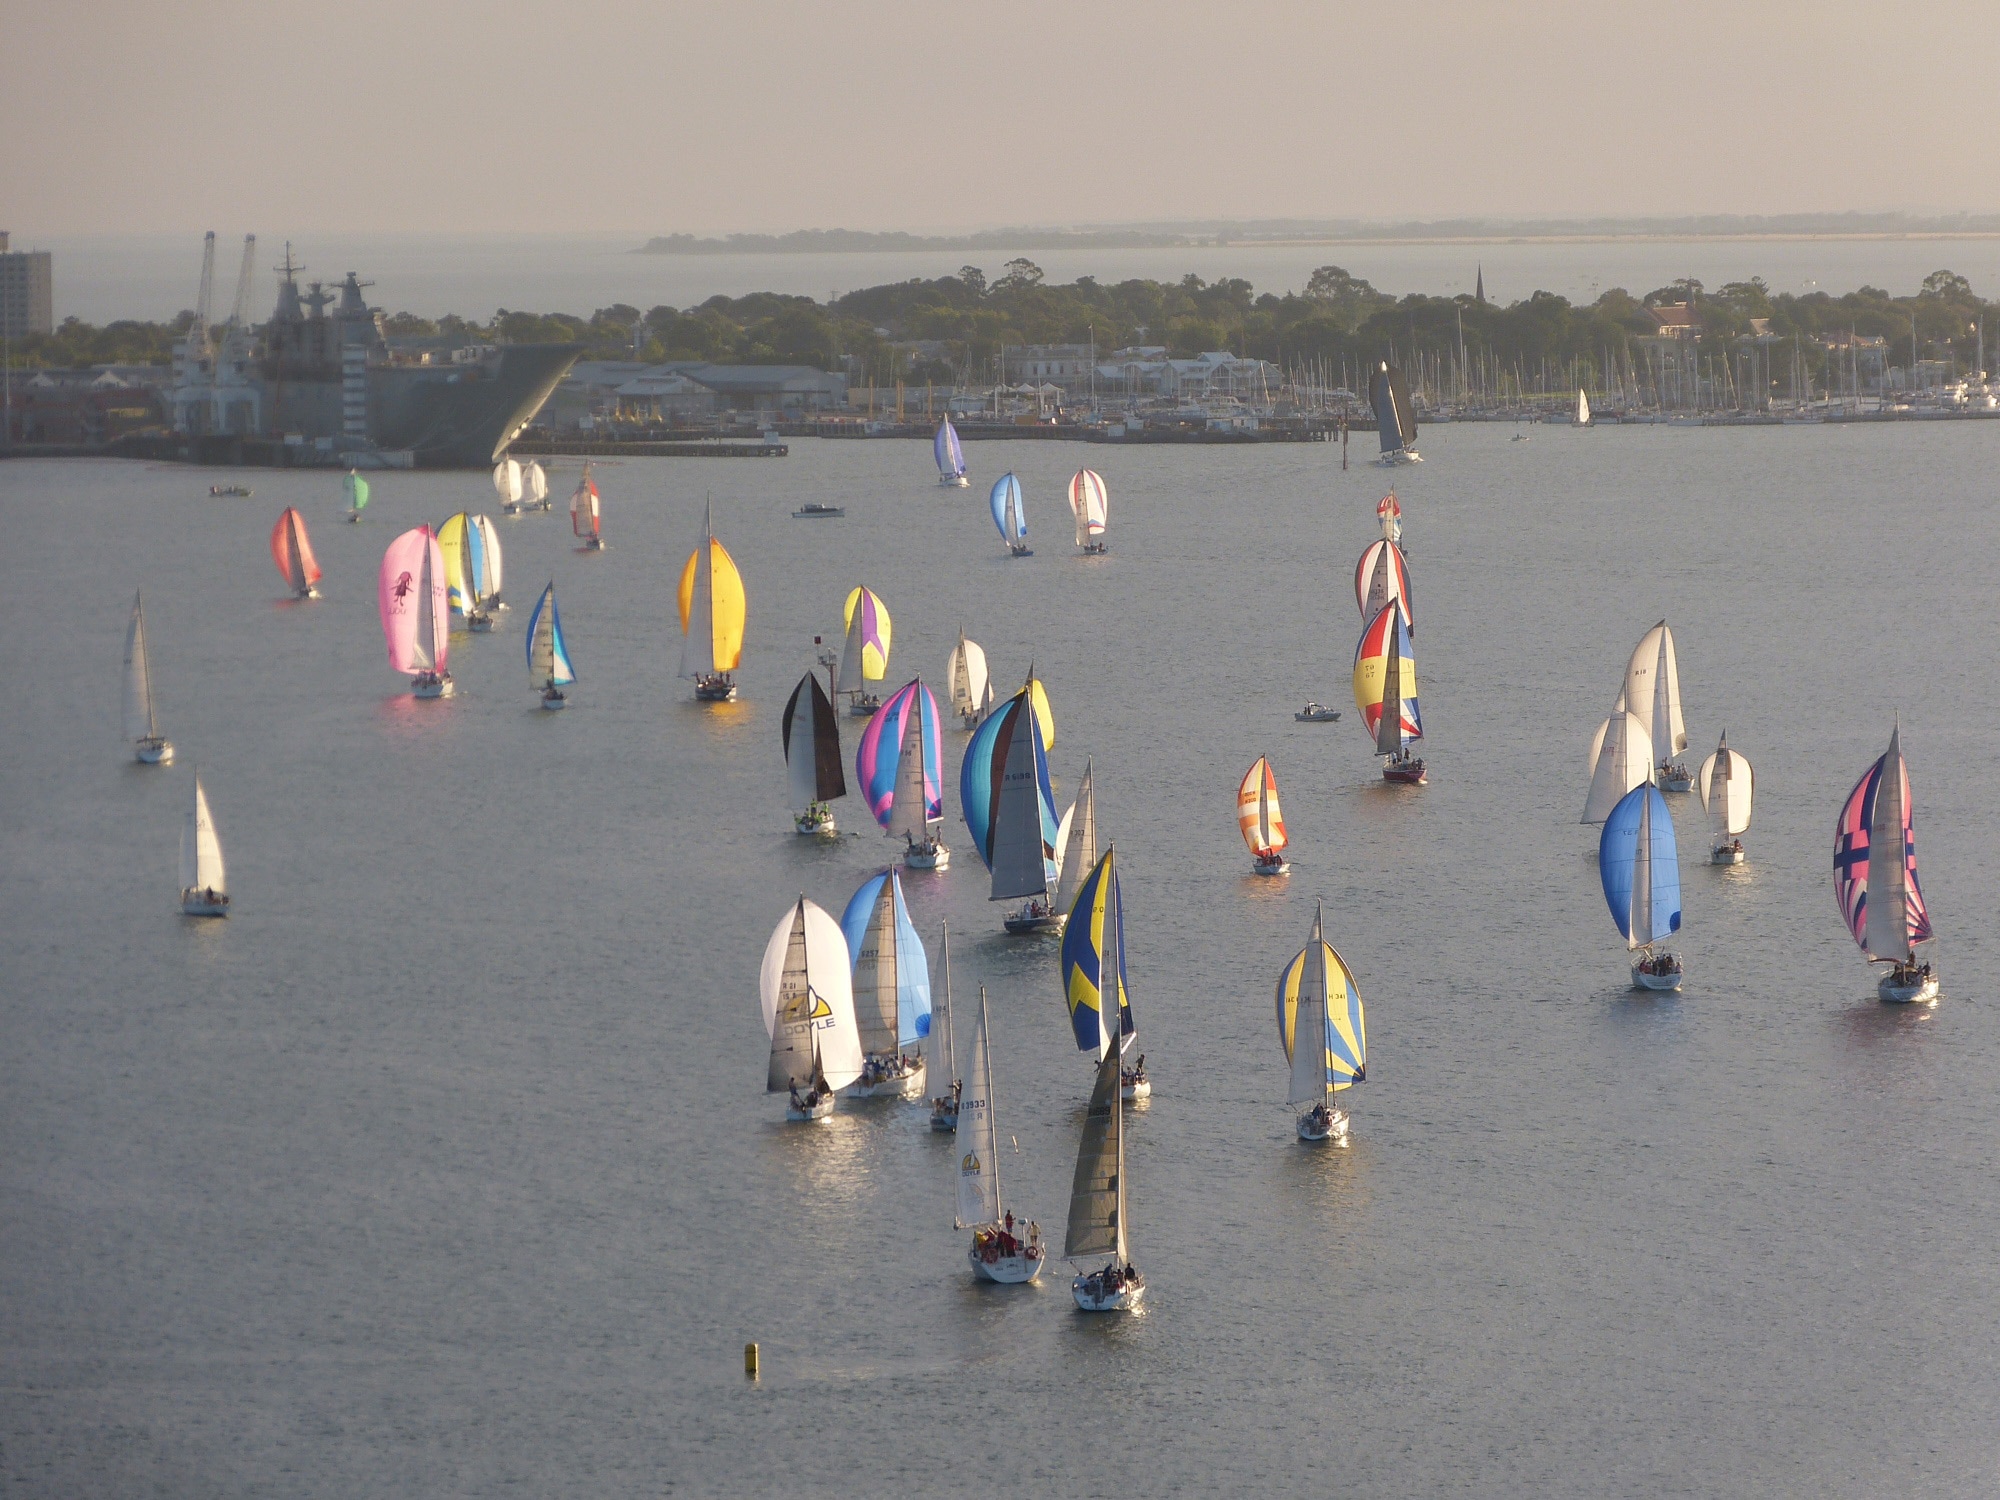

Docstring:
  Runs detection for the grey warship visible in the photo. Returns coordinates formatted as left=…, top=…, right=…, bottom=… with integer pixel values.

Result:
left=259, top=255, right=579, bottom=467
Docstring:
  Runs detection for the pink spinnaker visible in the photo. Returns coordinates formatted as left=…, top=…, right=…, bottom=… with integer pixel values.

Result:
left=378, top=526, right=448, bottom=675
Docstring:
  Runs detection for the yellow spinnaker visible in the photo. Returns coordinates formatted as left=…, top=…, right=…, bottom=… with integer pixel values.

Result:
left=436, top=512, right=474, bottom=613
left=842, top=586, right=893, bottom=680
left=1275, top=940, right=1368, bottom=1091
left=679, top=538, right=746, bottom=671
left=1026, top=675, right=1055, bottom=750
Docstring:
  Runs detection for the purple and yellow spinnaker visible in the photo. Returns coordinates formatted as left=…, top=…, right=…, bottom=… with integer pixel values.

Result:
left=857, top=678, right=943, bottom=828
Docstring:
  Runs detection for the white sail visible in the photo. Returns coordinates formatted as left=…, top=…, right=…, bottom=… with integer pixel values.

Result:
left=1698, top=735, right=1753, bottom=837
left=1864, top=727, right=1912, bottom=960
left=1288, top=907, right=1333, bottom=1105
left=410, top=537, right=439, bottom=671
left=760, top=898, right=862, bottom=1092
left=835, top=599, right=867, bottom=696
left=1583, top=710, right=1652, bottom=823
left=946, top=633, right=989, bottom=719
left=1628, top=788, right=1656, bottom=949
left=1577, top=388, right=1591, bottom=425
left=955, top=986, right=1002, bottom=1228
left=523, top=460, right=548, bottom=503
left=123, top=592, right=159, bottom=744
left=1054, top=759, right=1097, bottom=916
left=472, top=515, right=504, bottom=601
left=180, top=772, right=225, bottom=895
left=783, top=677, right=822, bottom=810
left=933, top=921, right=957, bottom=1091
left=1624, top=622, right=1687, bottom=760
left=886, top=699, right=931, bottom=841
left=493, top=459, right=523, bottom=504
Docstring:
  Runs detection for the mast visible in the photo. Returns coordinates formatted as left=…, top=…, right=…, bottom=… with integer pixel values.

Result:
left=1104, top=850, right=1127, bottom=1264
left=1314, top=902, right=1331, bottom=1106
left=980, top=984, right=1003, bottom=1219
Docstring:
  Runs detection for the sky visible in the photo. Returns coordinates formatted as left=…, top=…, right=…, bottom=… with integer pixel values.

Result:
left=4, top=0, right=2000, bottom=238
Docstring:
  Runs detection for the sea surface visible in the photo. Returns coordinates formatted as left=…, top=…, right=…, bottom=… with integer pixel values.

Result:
left=30, top=231, right=2000, bottom=324
left=2, top=427, right=1998, bottom=1496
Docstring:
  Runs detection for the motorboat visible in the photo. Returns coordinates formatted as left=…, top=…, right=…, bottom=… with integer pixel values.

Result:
left=1295, top=703, right=1342, bottom=723
left=793, top=502, right=845, bottom=518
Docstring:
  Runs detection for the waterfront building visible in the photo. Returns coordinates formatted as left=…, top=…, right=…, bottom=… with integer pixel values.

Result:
left=0, top=231, right=54, bottom=337
left=553, top=360, right=847, bottom=426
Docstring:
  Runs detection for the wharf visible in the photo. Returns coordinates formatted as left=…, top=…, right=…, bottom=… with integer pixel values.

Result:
left=510, top=435, right=787, bottom=458
left=785, top=416, right=1338, bottom=443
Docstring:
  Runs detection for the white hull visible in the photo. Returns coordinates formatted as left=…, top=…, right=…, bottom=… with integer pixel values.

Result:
left=969, top=1245, right=1045, bottom=1283
left=785, top=1094, right=834, bottom=1122
left=903, top=841, right=950, bottom=870
left=1658, top=774, right=1692, bottom=793
left=940, top=475, right=969, bottom=488
left=1297, top=1107, right=1350, bottom=1142
left=1710, top=844, right=1745, bottom=865
left=1120, top=1077, right=1151, bottom=1102
left=180, top=889, right=229, bottom=918
left=1632, top=962, right=1684, bottom=991
left=411, top=673, right=454, bottom=699
left=135, top=738, right=174, bottom=765
left=297, top=588, right=320, bottom=601
left=1376, top=450, right=1422, bottom=466
left=540, top=689, right=567, bottom=710
left=847, top=1059, right=926, bottom=1099
left=1072, top=1270, right=1145, bottom=1312
left=1252, top=857, right=1289, bottom=877
left=1879, top=972, right=1939, bottom=1004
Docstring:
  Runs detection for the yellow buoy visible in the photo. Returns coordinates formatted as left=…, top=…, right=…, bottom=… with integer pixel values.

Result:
left=744, top=1342, right=760, bottom=1378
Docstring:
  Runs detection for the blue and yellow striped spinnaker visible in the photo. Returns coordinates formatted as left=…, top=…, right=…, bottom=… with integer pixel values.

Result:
left=1060, top=847, right=1134, bottom=1055
left=1275, top=938, right=1367, bottom=1093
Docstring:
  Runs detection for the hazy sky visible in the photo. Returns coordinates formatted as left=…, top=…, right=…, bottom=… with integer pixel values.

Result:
left=6, top=0, right=1999, bottom=237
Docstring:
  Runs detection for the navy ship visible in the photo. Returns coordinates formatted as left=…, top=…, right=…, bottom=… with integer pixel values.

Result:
left=259, top=254, right=579, bottom=467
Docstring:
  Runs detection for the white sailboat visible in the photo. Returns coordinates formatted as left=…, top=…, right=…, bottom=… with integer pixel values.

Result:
left=760, top=896, right=864, bottom=1121
left=839, top=868, right=931, bottom=1099
left=1065, top=869, right=1143, bottom=1312
left=945, top=630, right=991, bottom=730
left=1277, top=901, right=1368, bottom=1142
left=179, top=770, right=228, bottom=916
left=1576, top=387, right=1593, bottom=427
left=1698, top=732, right=1753, bottom=863
left=493, top=457, right=525, bottom=515
left=1625, top=621, right=1690, bottom=789
left=1583, top=690, right=1653, bottom=824
left=123, top=591, right=173, bottom=764
left=959, top=985, right=1046, bottom=1282
left=1067, top=468, right=1108, bottom=554
left=524, top=459, right=550, bottom=512
left=929, top=920, right=961, bottom=1132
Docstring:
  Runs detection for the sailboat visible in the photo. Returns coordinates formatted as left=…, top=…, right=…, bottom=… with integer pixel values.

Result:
left=1060, top=845, right=1148, bottom=1099
left=961, top=681, right=1061, bottom=933
left=836, top=585, right=891, bottom=716
left=342, top=469, right=369, bottom=523
left=1353, top=601, right=1426, bottom=783
left=959, top=984, right=1046, bottom=1282
left=1698, top=732, right=1753, bottom=863
left=858, top=678, right=949, bottom=868
left=472, top=514, right=505, bottom=618
left=990, top=472, right=1031, bottom=556
left=1376, top=490, right=1403, bottom=543
left=945, top=630, right=991, bottom=729
left=525, top=581, right=575, bottom=709
left=123, top=591, right=173, bottom=764
left=1600, top=784, right=1684, bottom=989
left=179, top=770, right=228, bottom=916
left=1277, top=901, right=1367, bottom=1141
left=1065, top=859, right=1143, bottom=1312
left=781, top=670, right=846, bottom=833
left=1584, top=690, right=1653, bottom=823
left=494, top=457, right=524, bottom=515
left=1835, top=725, right=1938, bottom=1002
left=839, top=869, right=932, bottom=1098
left=436, top=513, right=491, bottom=629
left=378, top=525, right=453, bottom=697
left=271, top=508, right=322, bottom=599
left=1052, top=758, right=1097, bottom=933
left=935, top=414, right=969, bottom=487
left=1369, top=362, right=1421, bottom=465
left=678, top=499, right=746, bottom=701
left=1625, top=621, right=1690, bottom=788
left=1577, top=387, right=1594, bottom=427
left=570, top=464, right=603, bottom=549
left=1067, top=468, right=1108, bottom=554
left=760, top=896, right=864, bottom=1120
left=1238, top=757, right=1290, bottom=875
left=929, top=920, right=961, bottom=1131
left=1354, top=536, right=1413, bottom=634
left=524, top=459, right=550, bottom=512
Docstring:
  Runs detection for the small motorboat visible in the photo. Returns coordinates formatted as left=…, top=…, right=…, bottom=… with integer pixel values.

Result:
left=1295, top=703, right=1342, bottom=723
left=210, top=484, right=252, bottom=497
left=1383, top=754, right=1427, bottom=785
left=1072, top=1263, right=1145, bottom=1312
left=793, top=502, right=845, bottom=518
left=968, top=1223, right=1046, bottom=1284
left=903, top=836, right=950, bottom=871
left=1632, top=948, right=1684, bottom=991
left=412, top=670, right=455, bottom=700
left=1120, top=1057, right=1151, bottom=1102
left=1878, top=961, right=1939, bottom=1004
left=793, top=802, right=837, bottom=836
left=1297, top=1100, right=1350, bottom=1143
left=847, top=1053, right=926, bottom=1100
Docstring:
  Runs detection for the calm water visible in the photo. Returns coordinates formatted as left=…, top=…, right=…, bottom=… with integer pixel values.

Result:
left=3, top=427, right=1998, bottom=1496
left=34, top=231, right=2000, bottom=323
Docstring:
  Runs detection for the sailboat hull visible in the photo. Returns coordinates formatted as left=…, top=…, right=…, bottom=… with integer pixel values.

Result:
left=1006, top=544, right=1033, bottom=557
left=1658, top=772, right=1693, bottom=792
left=1632, top=963, right=1684, bottom=991
left=1878, top=972, right=1939, bottom=1004
left=180, top=889, right=229, bottom=918
left=903, top=841, right=950, bottom=870
left=1383, top=759, right=1427, bottom=785
left=1297, top=1107, right=1350, bottom=1142
left=411, top=673, right=454, bottom=699
left=1252, top=856, right=1290, bottom=877
left=468, top=612, right=494, bottom=633
left=929, top=1100, right=958, bottom=1132
left=785, top=1093, right=835, bottom=1122
left=695, top=676, right=737, bottom=702
left=939, top=475, right=969, bottom=488
left=1071, top=1270, right=1145, bottom=1312
left=969, top=1244, right=1045, bottom=1283
left=540, top=689, right=567, bottom=710
left=1004, top=907, right=1060, bottom=934
left=846, top=1058, right=926, bottom=1099
left=135, top=738, right=174, bottom=765
left=793, top=810, right=837, bottom=836
left=847, top=695, right=881, bottom=717
left=1710, top=844, right=1745, bottom=865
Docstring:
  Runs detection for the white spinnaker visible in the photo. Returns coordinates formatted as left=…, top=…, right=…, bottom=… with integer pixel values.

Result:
left=181, top=772, right=225, bottom=893
left=947, top=634, right=989, bottom=717
left=1624, top=622, right=1687, bottom=759
left=1863, top=729, right=1912, bottom=960
left=1698, top=740, right=1753, bottom=837
left=836, top=601, right=866, bottom=696
left=411, top=539, right=440, bottom=671
left=1054, top=760, right=1096, bottom=915
left=123, top=593, right=157, bottom=743
left=1583, top=711, right=1652, bottom=823
left=524, top=461, right=548, bottom=503
left=759, top=899, right=861, bottom=1090
left=955, top=988, right=1002, bottom=1228
left=887, top=702, right=930, bottom=841
left=493, top=459, right=523, bottom=504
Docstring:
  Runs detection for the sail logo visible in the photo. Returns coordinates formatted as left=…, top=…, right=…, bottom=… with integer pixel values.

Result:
left=389, top=571, right=414, bottom=611
left=960, top=1152, right=982, bottom=1176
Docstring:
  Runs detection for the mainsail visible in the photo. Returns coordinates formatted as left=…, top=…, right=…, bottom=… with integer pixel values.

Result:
left=180, top=771, right=226, bottom=896
left=677, top=500, right=746, bottom=679
left=1369, top=362, right=1417, bottom=454
left=946, top=632, right=990, bottom=721
left=525, top=582, right=575, bottom=689
left=1624, top=622, right=1688, bottom=761
left=781, top=672, right=847, bottom=807
left=955, top=986, right=1002, bottom=1228
left=1054, top=758, right=1097, bottom=916
left=760, top=897, right=863, bottom=1092
left=123, top=592, right=160, bottom=744
left=1583, top=696, right=1653, bottom=824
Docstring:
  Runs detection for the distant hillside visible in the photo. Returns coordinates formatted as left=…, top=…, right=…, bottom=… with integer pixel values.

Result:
left=638, top=213, right=2000, bottom=255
